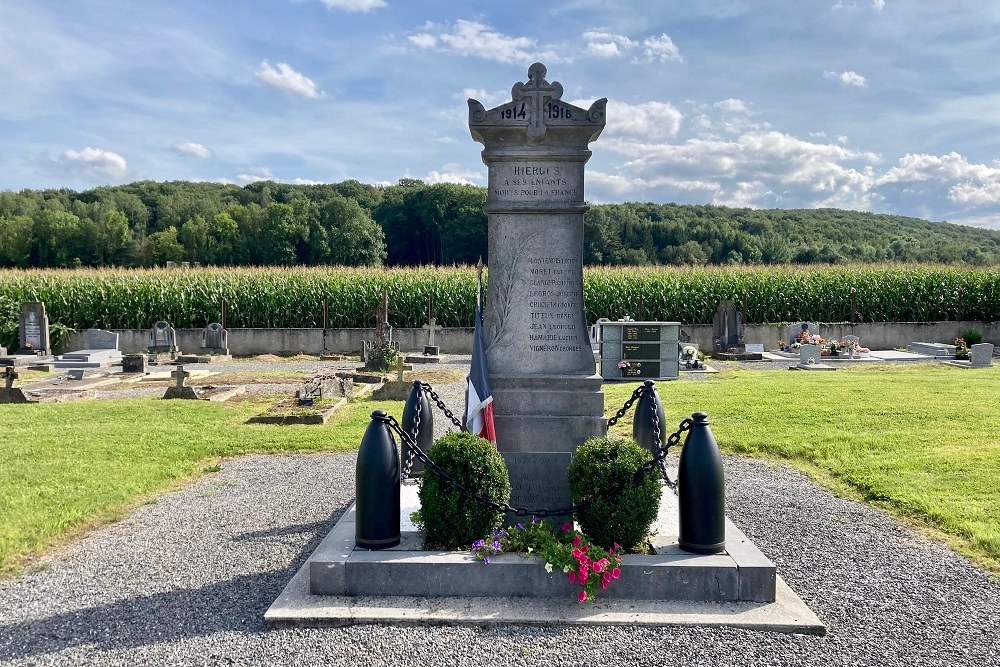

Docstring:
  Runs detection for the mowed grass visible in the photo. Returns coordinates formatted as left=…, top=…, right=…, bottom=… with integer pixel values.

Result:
left=606, top=364, right=1000, bottom=570
left=0, top=395, right=403, bottom=575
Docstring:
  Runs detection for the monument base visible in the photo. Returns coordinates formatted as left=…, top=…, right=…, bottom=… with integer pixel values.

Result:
left=265, top=482, right=825, bottom=634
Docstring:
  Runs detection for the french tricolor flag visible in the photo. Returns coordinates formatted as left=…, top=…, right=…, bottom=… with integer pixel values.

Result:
left=465, top=272, right=496, bottom=444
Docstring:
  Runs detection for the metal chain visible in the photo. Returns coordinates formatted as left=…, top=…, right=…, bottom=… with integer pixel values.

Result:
left=382, top=412, right=693, bottom=519
left=419, top=382, right=464, bottom=430
left=400, top=385, right=420, bottom=481
left=606, top=385, right=644, bottom=428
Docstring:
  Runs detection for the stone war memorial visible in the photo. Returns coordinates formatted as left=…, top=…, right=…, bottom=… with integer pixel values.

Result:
left=266, top=63, right=823, bottom=634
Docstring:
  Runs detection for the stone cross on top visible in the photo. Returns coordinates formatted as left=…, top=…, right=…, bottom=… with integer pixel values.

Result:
left=422, top=297, right=442, bottom=347
left=4, top=366, right=18, bottom=390
left=171, top=364, right=189, bottom=388
left=513, top=62, right=564, bottom=140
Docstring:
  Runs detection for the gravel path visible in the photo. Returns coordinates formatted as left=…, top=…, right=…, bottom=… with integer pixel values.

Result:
left=1, top=450, right=997, bottom=666
left=3, top=361, right=998, bottom=666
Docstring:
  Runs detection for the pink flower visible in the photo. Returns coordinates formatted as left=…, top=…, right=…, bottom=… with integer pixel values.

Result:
left=613, top=542, right=621, bottom=552
left=568, top=571, right=576, bottom=583
left=593, top=561, right=604, bottom=574
left=572, top=548, right=582, bottom=559
left=561, top=523, right=572, bottom=533
left=601, top=580, right=608, bottom=590
left=582, top=545, right=589, bottom=553
left=611, top=567, right=621, bottom=580
left=572, top=534, right=582, bottom=547
left=578, top=590, right=587, bottom=602
left=603, top=572, right=612, bottom=586
left=579, top=570, right=589, bottom=583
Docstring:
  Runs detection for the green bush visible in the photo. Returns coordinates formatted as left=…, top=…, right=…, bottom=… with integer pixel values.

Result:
left=962, top=329, right=983, bottom=346
left=568, top=437, right=661, bottom=551
left=365, top=346, right=397, bottom=372
left=418, top=431, right=511, bottom=549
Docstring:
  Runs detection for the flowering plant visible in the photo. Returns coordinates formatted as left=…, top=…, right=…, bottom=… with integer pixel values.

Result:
left=955, top=337, right=969, bottom=354
left=471, top=520, right=622, bottom=602
left=617, top=359, right=631, bottom=369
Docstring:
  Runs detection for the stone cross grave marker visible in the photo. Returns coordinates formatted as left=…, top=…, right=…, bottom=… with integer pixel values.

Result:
left=970, top=343, right=994, bottom=367
left=469, top=62, right=607, bottom=516
left=370, top=291, right=395, bottom=348
left=172, top=364, right=189, bottom=388
left=393, top=355, right=407, bottom=382
left=4, top=366, right=18, bottom=390
left=18, top=302, right=50, bottom=355
left=422, top=298, right=443, bottom=348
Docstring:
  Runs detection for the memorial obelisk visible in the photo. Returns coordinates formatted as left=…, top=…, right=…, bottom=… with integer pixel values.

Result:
left=469, top=63, right=607, bottom=513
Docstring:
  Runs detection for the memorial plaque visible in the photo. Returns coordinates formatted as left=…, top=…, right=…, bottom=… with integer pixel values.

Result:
left=501, top=452, right=573, bottom=520
left=18, top=302, right=50, bottom=355
left=622, top=343, right=660, bottom=360
left=623, top=362, right=660, bottom=378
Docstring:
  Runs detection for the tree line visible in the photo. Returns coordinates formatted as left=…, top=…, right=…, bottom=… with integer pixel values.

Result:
left=1, top=179, right=999, bottom=268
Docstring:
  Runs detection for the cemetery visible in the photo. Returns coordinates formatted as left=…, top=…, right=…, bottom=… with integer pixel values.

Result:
left=2, top=65, right=1000, bottom=666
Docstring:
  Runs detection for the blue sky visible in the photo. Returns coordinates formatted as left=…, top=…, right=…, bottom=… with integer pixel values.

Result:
left=3, top=1, right=1000, bottom=228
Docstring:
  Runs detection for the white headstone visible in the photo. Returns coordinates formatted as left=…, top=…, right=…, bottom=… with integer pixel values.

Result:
left=799, top=344, right=821, bottom=366
left=970, top=343, right=994, bottom=368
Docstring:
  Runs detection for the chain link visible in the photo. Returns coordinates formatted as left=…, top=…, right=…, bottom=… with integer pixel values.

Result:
left=606, top=385, right=644, bottom=428
left=400, top=384, right=420, bottom=481
left=380, top=407, right=693, bottom=519
left=420, top=382, right=464, bottom=430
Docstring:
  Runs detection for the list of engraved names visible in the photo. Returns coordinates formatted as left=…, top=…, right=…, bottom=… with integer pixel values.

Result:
left=526, top=256, right=582, bottom=354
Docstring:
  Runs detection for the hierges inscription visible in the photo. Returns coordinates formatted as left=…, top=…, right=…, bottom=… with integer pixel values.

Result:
left=489, top=162, right=582, bottom=204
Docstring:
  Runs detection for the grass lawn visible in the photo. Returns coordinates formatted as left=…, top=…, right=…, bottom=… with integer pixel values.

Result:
left=0, top=395, right=403, bottom=575
left=606, top=364, right=1000, bottom=570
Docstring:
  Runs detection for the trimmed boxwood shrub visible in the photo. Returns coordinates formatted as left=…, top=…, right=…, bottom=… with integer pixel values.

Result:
left=568, top=437, right=661, bottom=551
left=418, top=431, right=511, bottom=549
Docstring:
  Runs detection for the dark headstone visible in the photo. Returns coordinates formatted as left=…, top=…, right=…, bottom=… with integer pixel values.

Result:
left=122, top=354, right=147, bottom=374
left=201, top=322, right=229, bottom=354
left=86, top=329, right=119, bottom=350
left=148, top=321, right=178, bottom=355
left=712, top=300, right=743, bottom=354
left=18, top=302, right=50, bottom=355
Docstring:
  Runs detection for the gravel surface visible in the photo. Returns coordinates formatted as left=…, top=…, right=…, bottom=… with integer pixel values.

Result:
left=3, top=360, right=998, bottom=666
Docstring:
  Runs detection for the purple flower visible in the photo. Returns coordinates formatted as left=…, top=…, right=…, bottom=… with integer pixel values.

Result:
left=483, top=556, right=491, bottom=564
left=516, top=523, right=524, bottom=530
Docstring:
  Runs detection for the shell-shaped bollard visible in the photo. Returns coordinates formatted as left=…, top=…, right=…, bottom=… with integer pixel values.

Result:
left=633, top=380, right=667, bottom=455
left=356, top=409, right=400, bottom=549
left=401, top=381, right=432, bottom=476
left=678, top=412, right=726, bottom=554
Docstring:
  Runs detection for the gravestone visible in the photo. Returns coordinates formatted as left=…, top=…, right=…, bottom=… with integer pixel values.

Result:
left=147, top=321, right=179, bottom=361
left=201, top=323, right=230, bottom=355
left=122, top=354, right=147, bottom=374
left=970, top=343, right=994, bottom=368
left=469, top=63, right=607, bottom=514
left=788, top=322, right=819, bottom=347
left=163, top=364, right=198, bottom=399
left=421, top=298, right=442, bottom=356
left=712, top=301, right=743, bottom=353
left=791, top=344, right=834, bottom=371
left=0, top=366, right=29, bottom=403
left=362, top=292, right=398, bottom=364
left=18, top=302, right=50, bottom=356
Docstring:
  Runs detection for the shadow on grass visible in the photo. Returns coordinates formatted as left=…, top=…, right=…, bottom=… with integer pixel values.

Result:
left=0, top=510, right=348, bottom=661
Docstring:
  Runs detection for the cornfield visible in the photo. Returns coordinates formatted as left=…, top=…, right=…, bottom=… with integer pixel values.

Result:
left=0, top=264, right=997, bottom=330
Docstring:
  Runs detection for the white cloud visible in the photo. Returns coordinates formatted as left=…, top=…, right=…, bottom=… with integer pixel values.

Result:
left=35, top=147, right=128, bottom=182
left=582, top=30, right=636, bottom=58
left=425, top=167, right=484, bottom=185
left=408, top=20, right=542, bottom=64
left=873, top=0, right=885, bottom=11
left=172, top=142, right=212, bottom=159
left=255, top=60, right=326, bottom=99
left=319, top=0, right=386, bottom=11
left=832, top=1, right=884, bottom=10
left=600, top=100, right=683, bottom=139
left=824, top=70, right=868, bottom=87
left=596, top=131, right=882, bottom=210
left=294, top=178, right=323, bottom=185
left=639, top=34, right=682, bottom=63
left=236, top=166, right=275, bottom=183
left=460, top=87, right=508, bottom=108
left=877, top=152, right=1000, bottom=206
left=714, top=98, right=750, bottom=114
left=408, top=33, right=437, bottom=49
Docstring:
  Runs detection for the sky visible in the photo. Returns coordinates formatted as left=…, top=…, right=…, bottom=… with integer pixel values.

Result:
left=3, top=1, right=1000, bottom=228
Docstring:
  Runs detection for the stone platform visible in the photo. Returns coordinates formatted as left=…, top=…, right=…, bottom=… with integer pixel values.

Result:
left=266, top=483, right=825, bottom=633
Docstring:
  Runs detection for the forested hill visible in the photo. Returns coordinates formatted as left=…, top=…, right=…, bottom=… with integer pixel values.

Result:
left=1, top=179, right=999, bottom=268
